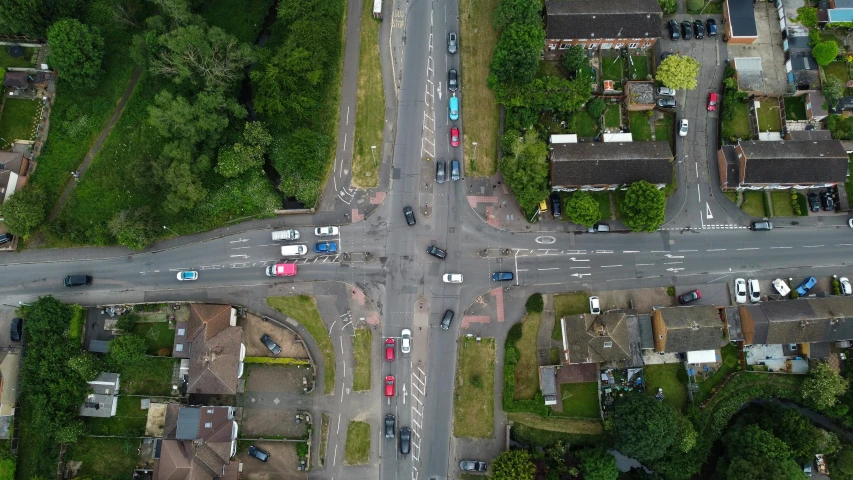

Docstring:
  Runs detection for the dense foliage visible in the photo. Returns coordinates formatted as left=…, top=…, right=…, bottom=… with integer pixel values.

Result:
left=524, top=293, right=544, bottom=313
left=608, top=394, right=692, bottom=464
left=0, top=183, right=47, bottom=237
left=620, top=181, right=666, bottom=232
left=823, top=74, right=845, bottom=106
left=561, top=44, right=586, bottom=72
left=500, top=130, right=550, bottom=216
left=489, top=23, right=546, bottom=87
left=565, top=190, right=601, bottom=227
left=47, top=19, right=105, bottom=89
left=812, top=41, right=840, bottom=66
left=492, top=450, right=536, bottom=480
left=801, top=361, right=849, bottom=410
left=503, top=323, right=552, bottom=416
left=655, top=55, right=701, bottom=91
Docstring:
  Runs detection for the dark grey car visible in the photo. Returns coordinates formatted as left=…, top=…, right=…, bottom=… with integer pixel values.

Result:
left=403, top=206, right=416, bottom=226
left=400, top=427, right=411, bottom=454
left=440, top=310, right=454, bottom=330
left=260, top=334, right=282, bottom=355
left=448, top=69, right=458, bottom=91
left=450, top=160, right=460, bottom=181
left=10, top=317, right=22, bottom=342
left=436, top=160, right=446, bottom=184
left=656, top=98, right=676, bottom=109
left=385, top=414, right=395, bottom=438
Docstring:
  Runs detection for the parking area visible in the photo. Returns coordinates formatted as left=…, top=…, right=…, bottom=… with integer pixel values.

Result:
left=238, top=442, right=306, bottom=480
left=239, top=313, right=311, bottom=358
left=0, top=307, right=19, bottom=346
left=728, top=275, right=838, bottom=303
left=240, top=365, right=313, bottom=437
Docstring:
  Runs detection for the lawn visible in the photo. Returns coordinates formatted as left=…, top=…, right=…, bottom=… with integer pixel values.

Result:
left=556, top=382, right=600, bottom=418
left=783, top=96, right=807, bottom=121
left=507, top=412, right=603, bottom=438
left=644, top=363, right=688, bottom=411
left=601, top=55, right=625, bottom=90
left=65, top=436, right=139, bottom=479
left=0, top=46, right=35, bottom=68
left=613, top=190, right=626, bottom=219
left=552, top=292, right=590, bottom=340
left=344, top=420, right=370, bottom=465
left=687, top=0, right=724, bottom=13
left=588, top=191, right=612, bottom=220
left=694, top=343, right=740, bottom=403
left=769, top=191, right=795, bottom=217
left=604, top=104, right=621, bottom=129
left=571, top=111, right=599, bottom=138
left=655, top=114, right=674, bottom=151
left=629, top=111, right=651, bottom=141
left=319, top=413, right=330, bottom=467
left=120, top=357, right=177, bottom=395
left=460, top=0, right=500, bottom=175
left=722, top=101, right=750, bottom=141
left=756, top=100, right=781, bottom=132
left=453, top=337, right=495, bottom=438
left=549, top=347, right=560, bottom=365
left=741, top=191, right=768, bottom=218
left=0, top=98, right=40, bottom=149
left=820, top=31, right=846, bottom=51
left=581, top=63, right=596, bottom=90
left=132, top=321, right=176, bottom=355
left=268, top=295, right=336, bottom=394
left=513, top=313, right=542, bottom=400
left=628, top=55, right=650, bottom=80
left=200, top=0, right=275, bottom=43
left=538, top=60, right=564, bottom=79
left=724, top=191, right=738, bottom=203
left=351, top=0, right=384, bottom=188
left=352, top=328, right=372, bottom=391
left=824, top=61, right=851, bottom=95
left=84, top=396, right=148, bottom=436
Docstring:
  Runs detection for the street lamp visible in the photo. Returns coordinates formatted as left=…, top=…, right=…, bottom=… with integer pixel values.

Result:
left=163, top=225, right=179, bottom=236
left=370, top=146, right=377, bottom=167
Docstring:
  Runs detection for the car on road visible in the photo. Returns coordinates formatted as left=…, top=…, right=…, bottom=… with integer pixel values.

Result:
left=449, top=95, right=459, bottom=121
left=668, top=20, right=680, bottom=40
left=734, top=278, right=747, bottom=304
left=589, top=296, right=601, bottom=314
left=492, top=271, right=514, bottom=281
left=796, top=276, right=818, bottom=296
left=64, top=275, right=92, bottom=287
left=443, top=273, right=463, bottom=283
left=451, top=159, right=460, bottom=181
left=247, top=445, right=270, bottom=462
left=678, top=289, right=702, bottom=304
left=385, top=338, right=395, bottom=361
left=315, top=226, right=339, bottom=237
left=679, top=119, right=688, bottom=137
left=808, top=193, right=821, bottom=212
left=751, top=221, right=773, bottom=231
left=400, top=427, right=411, bottom=455
left=10, top=317, right=22, bottom=342
left=450, top=127, right=460, bottom=147
left=706, top=18, right=717, bottom=36
left=707, top=92, right=718, bottom=111
left=177, top=270, right=198, bottom=281
left=260, top=334, right=282, bottom=355
left=460, top=460, right=488, bottom=472
left=840, top=277, right=852, bottom=295
left=447, top=32, right=457, bottom=54
left=821, top=190, right=835, bottom=211
left=401, top=329, right=411, bottom=353
left=587, top=223, right=610, bottom=232
left=440, top=310, right=454, bottom=330
left=849, top=218, right=853, bottom=228
left=436, top=160, right=446, bottom=184
left=385, top=414, right=396, bottom=438
left=748, top=278, right=761, bottom=302
left=681, top=20, right=692, bottom=40
left=313, top=242, right=337, bottom=253
left=773, top=278, right=791, bottom=296
left=271, top=229, right=299, bottom=241
left=448, top=69, right=458, bottom=91
left=657, top=86, right=676, bottom=96
left=403, top=206, right=416, bottom=226
left=693, top=19, right=704, bottom=38
left=427, top=244, right=447, bottom=260
left=656, top=98, right=676, bottom=109
left=385, top=375, right=395, bottom=396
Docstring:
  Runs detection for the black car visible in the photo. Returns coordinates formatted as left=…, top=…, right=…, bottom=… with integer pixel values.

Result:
left=385, top=414, right=396, bottom=438
left=681, top=20, right=692, bottom=40
left=460, top=460, right=488, bottom=472
left=260, top=334, right=282, bottom=355
left=807, top=193, right=821, bottom=212
left=693, top=20, right=704, bottom=39
left=400, top=427, right=412, bottom=454
left=668, top=20, right=680, bottom=40
left=440, top=310, right=454, bottom=330
left=661, top=51, right=673, bottom=61
left=436, top=160, right=446, bottom=184
left=821, top=190, right=835, bottom=211
left=426, top=244, right=447, bottom=260
left=706, top=18, right=717, bottom=36
left=403, top=206, right=416, bottom=226
left=0, top=233, right=13, bottom=246
left=448, top=69, right=458, bottom=91
left=10, top=317, right=22, bottom=342
left=64, top=275, right=93, bottom=287
left=247, top=445, right=270, bottom=462
left=656, top=98, right=676, bottom=109
left=450, top=159, right=460, bottom=181
left=550, top=192, right=562, bottom=218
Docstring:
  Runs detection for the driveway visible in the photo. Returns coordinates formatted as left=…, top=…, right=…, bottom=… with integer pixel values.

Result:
left=240, top=314, right=311, bottom=359
left=240, top=365, right=314, bottom=438
left=238, top=442, right=307, bottom=480
left=0, top=307, right=19, bottom=347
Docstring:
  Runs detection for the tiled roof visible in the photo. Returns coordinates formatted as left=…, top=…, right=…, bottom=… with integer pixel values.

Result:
left=787, top=129, right=832, bottom=141
left=741, top=297, right=853, bottom=345
left=652, top=306, right=725, bottom=353
left=550, top=142, right=672, bottom=187
left=720, top=145, right=739, bottom=188
left=187, top=304, right=233, bottom=342
left=564, top=312, right=631, bottom=364
left=544, top=0, right=661, bottom=40
left=738, top=140, right=848, bottom=185
left=157, top=406, right=236, bottom=480
left=187, top=325, right=242, bottom=395
left=728, top=0, right=758, bottom=37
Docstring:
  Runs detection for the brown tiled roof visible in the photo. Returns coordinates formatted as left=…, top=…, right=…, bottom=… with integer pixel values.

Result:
left=545, top=0, right=662, bottom=40
left=187, top=304, right=233, bottom=342
left=157, top=406, right=236, bottom=480
left=738, top=140, right=848, bottom=185
left=740, top=297, right=853, bottom=345
left=156, top=440, right=191, bottom=480
left=187, top=326, right=242, bottom=395
left=652, top=306, right=725, bottom=353
left=550, top=142, right=673, bottom=187
left=564, top=312, right=631, bottom=364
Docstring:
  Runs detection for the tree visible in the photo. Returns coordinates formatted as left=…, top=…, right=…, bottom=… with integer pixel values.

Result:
left=565, top=191, right=601, bottom=227
left=68, top=352, right=103, bottom=381
left=494, top=76, right=591, bottom=117
left=161, top=160, right=208, bottom=213
left=0, top=0, right=86, bottom=37
left=562, top=44, right=586, bottom=72
left=795, top=6, right=818, bottom=28
left=489, top=23, right=546, bottom=86
left=802, top=362, right=849, bottom=411
left=717, top=424, right=807, bottom=480
left=500, top=130, right=550, bottom=215
left=824, top=74, right=845, bottom=106
left=114, top=313, right=140, bottom=333
left=577, top=448, right=619, bottom=480
left=47, top=19, right=105, bottom=89
left=215, top=121, right=273, bottom=178
left=108, top=334, right=147, bottom=368
left=0, top=184, right=46, bottom=237
left=525, top=293, right=544, bottom=313
left=655, top=55, right=702, bottom=91
left=608, top=394, right=682, bottom=463
left=813, top=41, right=840, bottom=66
left=492, top=450, right=535, bottom=480
left=587, top=98, right=606, bottom=118
left=620, top=181, right=666, bottom=232
left=658, top=0, right=677, bottom=14
left=108, top=207, right=156, bottom=250
left=147, top=89, right=247, bottom=148
left=833, top=445, right=853, bottom=480
left=493, top=0, right=542, bottom=29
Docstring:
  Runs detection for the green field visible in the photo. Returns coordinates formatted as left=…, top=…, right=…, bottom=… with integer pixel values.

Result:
left=604, top=105, right=621, bottom=129
left=344, top=420, right=370, bottom=465
left=741, top=191, right=768, bottom=218
left=629, top=111, right=652, bottom=141
left=65, top=436, right=139, bottom=479
left=0, top=99, right=40, bottom=149
left=513, top=313, right=542, bottom=400
left=453, top=337, right=495, bottom=438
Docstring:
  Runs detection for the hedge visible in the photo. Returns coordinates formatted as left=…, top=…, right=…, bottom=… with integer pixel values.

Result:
left=244, top=357, right=311, bottom=366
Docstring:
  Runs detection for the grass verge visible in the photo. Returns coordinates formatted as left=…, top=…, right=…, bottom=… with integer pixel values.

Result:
left=655, top=114, right=674, bottom=151
left=644, top=363, right=688, bottom=411
left=507, top=411, right=603, bottom=436
left=319, top=413, right=330, bottom=466
left=769, top=191, right=794, bottom=216
left=0, top=98, right=40, bottom=149
left=724, top=191, right=738, bottom=203
left=352, top=328, right=372, bottom=391
left=65, top=436, right=139, bottom=478
left=267, top=295, right=335, bottom=395
left=741, top=191, right=768, bottom=218
left=556, top=382, right=600, bottom=418
left=120, top=357, right=177, bottom=395
left=629, top=111, right=651, bottom=141
left=84, top=396, right=148, bottom=436
left=351, top=1, right=384, bottom=187
left=344, top=420, right=370, bottom=465
left=722, top=101, right=750, bottom=141
left=132, top=321, right=176, bottom=355
left=588, top=191, right=612, bottom=220
left=513, top=312, right=541, bottom=400
left=454, top=337, right=495, bottom=438
left=460, top=0, right=500, bottom=175
left=552, top=292, right=590, bottom=340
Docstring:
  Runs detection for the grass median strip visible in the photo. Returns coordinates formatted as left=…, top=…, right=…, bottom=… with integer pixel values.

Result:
left=453, top=337, right=495, bottom=438
left=353, top=328, right=372, bottom=391
left=352, top=0, right=384, bottom=187
left=344, top=420, right=371, bottom=465
left=319, top=413, right=330, bottom=467
left=267, top=295, right=336, bottom=395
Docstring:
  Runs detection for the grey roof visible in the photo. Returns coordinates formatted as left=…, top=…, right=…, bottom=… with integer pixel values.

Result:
left=809, top=342, right=831, bottom=359
left=787, top=129, right=832, bottom=141
left=738, top=140, right=849, bottom=184
left=88, top=339, right=109, bottom=353
left=539, top=366, right=558, bottom=398
left=88, top=372, right=119, bottom=394
left=743, top=297, right=853, bottom=344
left=2, top=71, right=27, bottom=88
left=787, top=34, right=812, bottom=51
left=637, top=314, right=654, bottom=349
left=544, top=0, right=662, bottom=40
left=728, top=0, right=758, bottom=37
left=725, top=306, right=744, bottom=342
left=791, top=55, right=818, bottom=71
left=653, top=306, right=725, bottom=353
left=550, top=142, right=672, bottom=187
left=836, top=0, right=853, bottom=7
left=734, top=58, right=764, bottom=91
left=564, top=312, right=632, bottom=364
left=720, top=145, right=740, bottom=188
left=176, top=407, right=202, bottom=440
left=79, top=373, right=120, bottom=418
left=835, top=96, right=853, bottom=111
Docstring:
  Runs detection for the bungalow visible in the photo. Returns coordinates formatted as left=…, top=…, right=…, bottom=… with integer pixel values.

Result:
left=154, top=404, right=239, bottom=480
left=717, top=140, right=848, bottom=190
left=550, top=142, right=672, bottom=191
left=651, top=306, right=726, bottom=360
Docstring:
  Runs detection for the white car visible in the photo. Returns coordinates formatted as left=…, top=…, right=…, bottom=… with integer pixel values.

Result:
left=748, top=279, right=760, bottom=302
left=400, top=329, right=412, bottom=354
left=840, top=277, right=852, bottom=295
left=442, top=273, right=463, bottom=283
left=177, top=271, right=198, bottom=281
left=734, top=278, right=747, bottom=304
left=772, top=278, right=791, bottom=296
left=679, top=119, right=688, bottom=137
left=589, top=296, right=600, bottom=315
left=657, top=86, right=676, bottom=96
left=314, top=226, right=339, bottom=237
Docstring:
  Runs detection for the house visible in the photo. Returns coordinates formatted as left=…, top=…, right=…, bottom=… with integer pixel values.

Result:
left=785, top=129, right=832, bottom=141
left=825, top=0, right=853, bottom=22
left=2, top=72, right=28, bottom=89
left=0, top=151, right=29, bottom=206
left=833, top=95, right=853, bottom=113
left=538, top=366, right=558, bottom=406
left=154, top=404, right=239, bottom=480
left=550, top=142, right=672, bottom=191
left=562, top=312, right=632, bottom=366
left=79, top=372, right=120, bottom=417
left=723, top=0, right=758, bottom=44
left=172, top=304, right=245, bottom=397
left=651, top=306, right=726, bottom=355
left=785, top=34, right=820, bottom=90
left=543, top=0, right=661, bottom=60
left=737, top=297, right=853, bottom=346
left=0, top=351, right=20, bottom=439
left=802, top=91, right=829, bottom=122
left=717, top=140, right=848, bottom=190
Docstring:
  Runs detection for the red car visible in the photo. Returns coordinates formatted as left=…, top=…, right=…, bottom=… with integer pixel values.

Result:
left=450, top=127, right=460, bottom=147
left=678, top=289, right=702, bottom=304
left=707, top=92, right=718, bottom=111
left=385, top=338, right=395, bottom=362
left=385, top=375, right=395, bottom=396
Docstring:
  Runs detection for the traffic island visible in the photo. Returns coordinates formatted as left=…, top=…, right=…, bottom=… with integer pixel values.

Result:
left=344, top=420, right=370, bottom=465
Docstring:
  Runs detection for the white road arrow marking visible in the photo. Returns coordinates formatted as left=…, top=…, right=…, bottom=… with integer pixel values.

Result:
left=665, top=254, right=684, bottom=259
left=571, top=273, right=592, bottom=278
left=666, top=268, right=685, bottom=272
left=569, top=257, right=590, bottom=262
left=706, top=202, right=713, bottom=219
left=403, top=383, right=408, bottom=405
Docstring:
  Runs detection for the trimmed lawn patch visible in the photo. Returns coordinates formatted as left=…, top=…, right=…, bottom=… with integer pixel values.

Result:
left=268, top=295, right=335, bottom=394
left=344, top=420, right=370, bottom=465
left=784, top=96, right=807, bottom=121
left=770, top=191, right=794, bottom=217
left=508, top=412, right=603, bottom=437
left=513, top=313, right=542, bottom=400
left=628, top=55, right=650, bottom=80
left=756, top=100, right=781, bottom=132
left=588, top=191, right=612, bottom=220
left=65, top=436, right=138, bottom=479
left=601, top=55, right=625, bottom=90
left=552, top=292, right=590, bottom=340
left=352, top=0, right=384, bottom=188
left=820, top=31, right=845, bottom=51
left=694, top=343, right=740, bottom=403
left=688, top=0, right=724, bottom=13
left=0, top=46, right=36, bottom=68
left=352, top=328, right=372, bottom=391
left=84, top=396, right=148, bottom=436
left=460, top=0, right=500, bottom=175
left=824, top=61, right=851, bottom=95
left=604, top=104, right=621, bottom=129
left=655, top=114, right=674, bottom=151
left=644, top=363, right=688, bottom=411
left=0, top=99, right=40, bottom=149
left=613, top=190, right=626, bottom=219
left=120, top=357, right=177, bottom=395
left=629, top=111, right=651, bottom=141
left=724, top=191, right=738, bottom=203
left=538, top=60, right=565, bottom=79
left=556, top=382, right=600, bottom=418
left=571, top=111, right=599, bottom=137
left=200, top=0, right=275, bottom=43
left=741, top=191, right=768, bottom=218
left=132, top=321, right=176, bottom=355
left=722, top=101, right=750, bottom=141
left=453, top=337, right=495, bottom=438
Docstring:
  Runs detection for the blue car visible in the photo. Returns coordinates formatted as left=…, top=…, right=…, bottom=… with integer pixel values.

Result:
left=313, top=242, right=338, bottom=253
left=796, top=277, right=817, bottom=296
left=492, top=271, right=514, bottom=281
left=449, top=95, right=459, bottom=121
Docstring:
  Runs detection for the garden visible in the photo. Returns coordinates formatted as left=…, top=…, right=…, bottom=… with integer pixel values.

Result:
left=557, top=382, right=601, bottom=418
left=643, top=363, right=688, bottom=411
left=755, top=98, right=782, bottom=133
left=783, top=96, right=807, bottom=121
left=0, top=98, right=41, bottom=150
left=454, top=336, right=496, bottom=438
left=740, top=191, right=769, bottom=217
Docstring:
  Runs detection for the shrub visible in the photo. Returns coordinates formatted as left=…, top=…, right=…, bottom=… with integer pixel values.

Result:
left=115, top=313, right=140, bottom=332
left=666, top=286, right=676, bottom=297
left=587, top=98, right=606, bottom=118
left=833, top=278, right=841, bottom=295
left=791, top=193, right=802, bottom=216
left=157, top=348, right=171, bottom=357
left=525, top=293, right=544, bottom=313
left=296, top=441, right=309, bottom=458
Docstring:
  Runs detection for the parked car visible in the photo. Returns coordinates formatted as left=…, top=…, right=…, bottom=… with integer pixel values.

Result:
left=748, top=278, right=761, bottom=302
left=313, top=242, right=338, bottom=253
left=10, top=317, right=22, bottom=342
left=64, top=275, right=92, bottom=287
left=849, top=218, right=853, bottom=228
left=734, top=278, right=748, bottom=304
left=260, top=334, right=282, bottom=355
left=449, top=95, right=459, bottom=121
left=693, top=19, right=705, bottom=38
left=587, top=223, right=610, bottom=232
left=657, top=86, right=676, bottom=96
left=0, top=233, right=14, bottom=246
left=427, top=244, right=447, bottom=260
left=401, top=328, right=412, bottom=354
left=403, top=206, right=416, bottom=226
left=681, top=20, right=692, bottom=40
left=657, top=98, right=676, bottom=109
left=447, top=32, right=457, bottom=53
left=451, top=159, right=460, bottom=181
left=706, top=18, right=717, bottom=36
left=443, top=273, right=463, bottom=283
left=385, top=375, right=395, bottom=396
left=177, top=270, right=198, bottom=281
left=773, top=278, right=791, bottom=296
left=678, top=289, right=702, bottom=304
left=385, top=338, right=395, bottom=361
left=661, top=51, right=674, bottom=61
left=751, top=221, right=773, bottom=231
left=448, top=69, right=458, bottom=91
left=400, top=427, right=412, bottom=455
left=796, top=277, right=818, bottom=296
left=247, top=445, right=270, bottom=462
left=271, top=229, right=299, bottom=241
left=679, top=119, right=689, bottom=137
left=707, top=92, right=718, bottom=111
left=821, top=190, right=835, bottom=211
left=589, top=296, right=601, bottom=314
left=440, top=310, right=454, bottom=330
left=492, top=271, right=514, bottom=281
left=315, top=226, right=339, bottom=236
left=550, top=192, right=562, bottom=218
left=436, top=160, right=446, bottom=184
left=450, top=127, right=460, bottom=147
left=840, top=277, right=852, bottom=295
left=460, top=460, right=488, bottom=472
left=385, top=414, right=396, bottom=438
left=668, top=19, right=680, bottom=40
left=808, top=193, right=821, bottom=212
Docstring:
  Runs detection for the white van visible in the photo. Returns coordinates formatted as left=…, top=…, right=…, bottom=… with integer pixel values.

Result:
left=772, top=279, right=791, bottom=296
left=281, top=245, right=307, bottom=256
left=272, top=229, right=299, bottom=241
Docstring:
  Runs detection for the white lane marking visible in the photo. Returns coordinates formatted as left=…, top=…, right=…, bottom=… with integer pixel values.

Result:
left=623, top=250, right=639, bottom=253
left=229, top=238, right=249, bottom=243
left=707, top=249, right=726, bottom=252
left=664, top=261, right=683, bottom=264
left=337, top=413, right=341, bottom=434
left=602, top=265, right=622, bottom=268
left=538, top=267, right=560, bottom=271
left=697, top=183, right=700, bottom=201
left=571, top=273, right=592, bottom=278
left=666, top=267, right=685, bottom=272
left=803, top=245, right=824, bottom=248
left=514, top=250, right=520, bottom=286
left=230, top=254, right=249, bottom=258
left=535, top=236, right=556, bottom=244
left=570, top=266, right=591, bottom=269
left=665, top=254, right=684, bottom=258
left=771, top=246, right=792, bottom=249
left=569, top=257, right=589, bottom=261
left=678, top=250, right=698, bottom=252
left=342, top=361, right=346, bottom=379
left=636, top=263, right=654, bottom=266
left=340, top=384, right=344, bottom=403
left=333, top=445, right=337, bottom=466
left=696, top=163, right=699, bottom=179
left=328, top=320, right=336, bottom=334
left=650, top=250, right=667, bottom=253
left=517, top=269, right=529, bottom=272
left=706, top=202, right=713, bottom=219
left=737, top=247, right=759, bottom=251
left=595, top=250, right=613, bottom=254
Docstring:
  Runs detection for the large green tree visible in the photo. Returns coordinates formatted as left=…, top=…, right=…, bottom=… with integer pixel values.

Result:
left=216, top=121, right=273, bottom=178
left=578, top=448, right=619, bottom=480
left=812, top=41, right=839, bottom=66
left=500, top=130, right=550, bottom=215
left=824, top=74, right=845, bottom=106
left=1, top=184, right=46, bottom=237
left=608, top=394, right=684, bottom=463
left=489, top=23, right=545, bottom=87
left=565, top=191, right=601, bottom=227
left=147, top=89, right=247, bottom=148
left=562, top=44, right=586, bottom=72
left=108, top=334, right=147, bottom=368
left=47, top=19, right=105, bottom=89
left=160, top=159, right=209, bottom=213
left=492, top=450, right=535, bottom=480
left=802, top=361, right=849, bottom=411
left=833, top=445, right=853, bottom=480
left=108, top=207, right=156, bottom=250
left=0, top=0, right=86, bottom=37
left=493, top=0, right=542, bottom=29
left=494, top=75, right=591, bottom=115
left=717, top=424, right=808, bottom=480
left=655, top=54, right=702, bottom=91
left=620, top=181, right=666, bottom=232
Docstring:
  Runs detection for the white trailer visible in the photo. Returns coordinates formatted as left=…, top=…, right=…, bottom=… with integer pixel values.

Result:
left=373, top=0, right=382, bottom=19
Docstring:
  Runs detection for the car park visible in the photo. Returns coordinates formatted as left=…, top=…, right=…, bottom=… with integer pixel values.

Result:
left=260, top=334, right=282, bottom=355
left=440, top=310, right=454, bottom=330
left=385, top=375, right=395, bottom=396
left=681, top=20, right=692, bottom=40
left=808, top=193, right=821, bottom=212
left=177, top=270, right=198, bottom=281
left=668, top=20, right=680, bottom=40
left=449, top=95, right=459, bottom=121
left=436, top=160, right=446, bottom=184
left=589, top=296, right=601, bottom=314
left=657, top=86, right=676, bottom=96
left=840, top=277, right=852, bottom=295
left=313, top=242, right=337, bottom=253
left=821, top=190, right=835, bottom=211
left=10, top=317, right=22, bottom=342
left=401, top=329, right=411, bottom=353
left=656, top=98, right=676, bottom=109
left=734, top=278, right=747, bottom=304
left=796, top=277, right=817, bottom=296
left=447, top=32, right=457, bottom=53
left=448, top=69, right=458, bottom=91
left=385, top=338, right=395, bottom=361
left=450, top=159, right=460, bottom=181
left=587, top=223, right=610, bottom=232
left=64, top=275, right=92, bottom=287
left=773, top=278, right=791, bottom=296
left=443, top=273, right=463, bottom=283
left=247, top=445, right=270, bottom=462
left=450, top=127, right=460, bottom=147
left=679, top=119, right=688, bottom=137
left=748, top=279, right=760, bottom=302
left=550, top=192, right=562, bottom=218
left=751, top=221, right=772, bottom=231
left=403, top=206, right=416, bottom=226
left=706, top=18, right=717, bottom=36
left=492, top=271, right=514, bottom=281
left=707, top=92, right=718, bottom=111
left=460, top=460, right=488, bottom=472
left=427, top=244, right=447, bottom=259
left=693, top=19, right=704, bottom=38
left=400, top=427, right=411, bottom=454
left=315, top=226, right=339, bottom=236
left=678, top=289, right=702, bottom=304
left=385, top=414, right=396, bottom=438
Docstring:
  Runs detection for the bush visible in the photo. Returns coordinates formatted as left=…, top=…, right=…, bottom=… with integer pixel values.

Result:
left=834, top=278, right=841, bottom=295
left=296, top=441, right=309, bottom=458
left=115, top=313, right=140, bottom=332
left=157, top=348, right=171, bottom=357
left=587, top=98, right=606, bottom=118
left=68, top=304, right=85, bottom=344
left=659, top=0, right=677, bottom=14
left=525, top=293, right=544, bottom=313
left=686, top=0, right=704, bottom=11
left=791, top=193, right=802, bottom=216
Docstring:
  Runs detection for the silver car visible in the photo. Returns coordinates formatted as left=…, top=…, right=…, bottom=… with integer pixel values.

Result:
left=447, top=32, right=457, bottom=54
left=400, top=329, right=411, bottom=354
